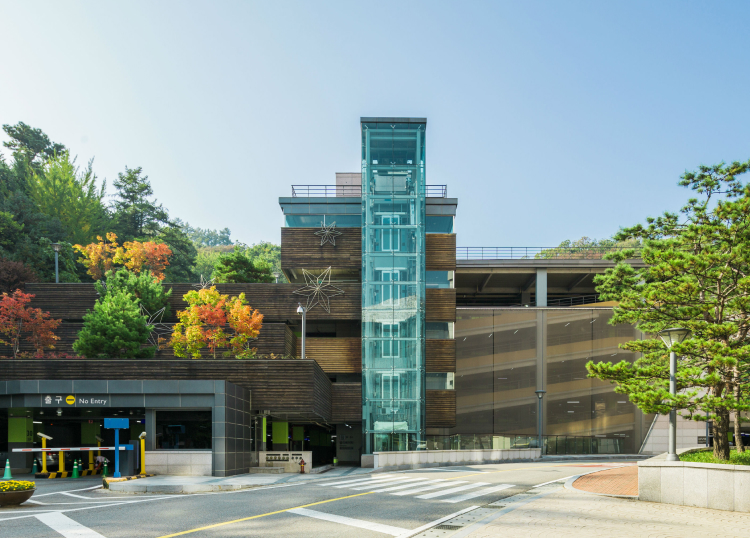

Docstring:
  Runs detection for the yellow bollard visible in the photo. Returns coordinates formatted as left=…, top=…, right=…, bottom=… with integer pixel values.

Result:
left=59, top=450, right=65, bottom=473
left=89, top=450, right=94, bottom=471
left=41, top=437, right=48, bottom=474
left=139, top=432, right=146, bottom=475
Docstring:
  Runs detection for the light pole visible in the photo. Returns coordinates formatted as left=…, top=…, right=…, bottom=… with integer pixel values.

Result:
left=659, top=327, right=691, bottom=462
left=272, top=272, right=281, bottom=283
left=51, top=243, right=61, bottom=283
left=535, top=389, right=546, bottom=454
left=297, top=303, right=306, bottom=359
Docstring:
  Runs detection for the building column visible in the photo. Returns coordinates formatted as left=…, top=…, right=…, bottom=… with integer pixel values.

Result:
left=536, top=268, right=548, bottom=307
left=145, top=409, right=156, bottom=451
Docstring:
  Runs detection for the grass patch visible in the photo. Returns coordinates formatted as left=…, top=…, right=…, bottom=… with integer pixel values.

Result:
left=680, top=449, right=750, bottom=466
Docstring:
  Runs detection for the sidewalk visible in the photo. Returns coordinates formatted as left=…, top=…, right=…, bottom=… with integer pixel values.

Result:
left=464, top=486, right=750, bottom=538
left=106, top=465, right=373, bottom=493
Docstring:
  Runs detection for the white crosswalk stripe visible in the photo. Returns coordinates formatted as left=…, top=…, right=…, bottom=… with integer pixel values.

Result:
left=349, top=478, right=429, bottom=491
left=416, top=482, right=491, bottom=499
left=366, top=479, right=447, bottom=493
left=318, top=475, right=403, bottom=487
left=390, top=480, right=466, bottom=496
left=332, top=477, right=408, bottom=489
left=440, top=483, right=515, bottom=503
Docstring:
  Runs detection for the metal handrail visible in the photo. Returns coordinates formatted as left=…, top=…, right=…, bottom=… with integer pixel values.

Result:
left=291, top=185, right=448, bottom=198
left=456, top=246, right=641, bottom=260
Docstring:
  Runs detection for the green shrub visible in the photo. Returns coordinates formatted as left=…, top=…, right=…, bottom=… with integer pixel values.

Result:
left=74, top=289, right=155, bottom=358
left=680, top=449, right=750, bottom=466
left=99, top=268, right=172, bottom=316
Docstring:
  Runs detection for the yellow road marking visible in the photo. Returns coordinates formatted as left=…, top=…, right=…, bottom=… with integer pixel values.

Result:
left=155, top=491, right=376, bottom=538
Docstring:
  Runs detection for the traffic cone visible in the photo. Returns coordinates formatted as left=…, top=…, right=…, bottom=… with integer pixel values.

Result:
left=32, top=459, right=38, bottom=474
left=102, top=461, right=108, bottom=477
left=72, top=459, right=80, bottom=479
left=3, top=459, right=11, bottom=479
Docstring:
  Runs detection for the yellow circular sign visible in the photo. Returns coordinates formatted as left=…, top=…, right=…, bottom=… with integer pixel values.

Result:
left=65, top=395, right=75, bottom=405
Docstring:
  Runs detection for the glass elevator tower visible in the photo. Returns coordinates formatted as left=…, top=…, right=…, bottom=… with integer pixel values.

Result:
left=361, top=118, right=426, bottom=453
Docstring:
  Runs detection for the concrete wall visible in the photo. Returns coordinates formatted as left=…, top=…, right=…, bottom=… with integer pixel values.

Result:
left=145, top=451, right=212, bottom=476
left=640, top=414, right=708, bottom=454
left=259, top=451, right=312, bottom=473
left=362, top=448, right=541, bottom=471
left=639, top=457, right=750, bottom=512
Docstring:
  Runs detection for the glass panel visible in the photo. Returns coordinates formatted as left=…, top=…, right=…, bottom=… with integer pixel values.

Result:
left=426, top=372, right=455, bottom=390
left=426, top=271, right=453, bottom=289
left=155, top=411, right=212, bottom=449
left=362, top=120, right=426, bottom=453
left=426, top=216, right=454, bottom=233
left=285, top=214, right=361, bottom=227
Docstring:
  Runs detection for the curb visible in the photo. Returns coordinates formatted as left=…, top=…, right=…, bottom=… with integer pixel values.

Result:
left=107, top=482, right=260, bottom=494
left=103, top=474, right=156, bottom=489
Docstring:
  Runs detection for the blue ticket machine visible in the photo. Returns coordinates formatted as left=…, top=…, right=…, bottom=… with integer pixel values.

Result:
left=104, top=418, right=133, bottom=478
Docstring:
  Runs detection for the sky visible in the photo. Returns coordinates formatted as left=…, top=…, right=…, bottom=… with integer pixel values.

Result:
left=1, top=1, right=749, bottom=247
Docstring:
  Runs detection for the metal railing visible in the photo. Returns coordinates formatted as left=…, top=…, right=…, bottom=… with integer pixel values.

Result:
left=546, top=294, right=602, bottom=307
left=423, top=433, right=629, bottom=455
left=456, top=246, right=640, bottom=260
left=291, top=185, right=448, bottom=198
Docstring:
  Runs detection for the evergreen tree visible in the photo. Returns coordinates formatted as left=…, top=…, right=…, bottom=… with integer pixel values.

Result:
left=588, top=160, right=750, bottom=460
left=213, top=247, right=274, bottom=283
left=74, top=289, right=155, bottom=358
left=110, top=167, right=170, bottom=240
left=101, top=268, right=172, bottom=316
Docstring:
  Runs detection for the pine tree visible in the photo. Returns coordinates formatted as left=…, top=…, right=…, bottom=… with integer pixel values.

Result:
left=74, top=289, right=155, bottom=358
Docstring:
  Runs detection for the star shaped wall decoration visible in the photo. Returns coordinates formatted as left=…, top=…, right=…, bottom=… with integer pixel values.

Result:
left=192, top=274, right=215, bottom=290
left=293, top=267, right=344, bottom=313
left=314, top=221, right=342, bottom=246
left=140, top=304, right=172, bottom=348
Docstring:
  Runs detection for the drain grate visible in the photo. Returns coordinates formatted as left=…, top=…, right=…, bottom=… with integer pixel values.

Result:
left=435, top=525, right=463, bottom=530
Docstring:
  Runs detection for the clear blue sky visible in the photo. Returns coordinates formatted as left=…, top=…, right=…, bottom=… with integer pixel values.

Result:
left=2, top=1, right=749, bottom=247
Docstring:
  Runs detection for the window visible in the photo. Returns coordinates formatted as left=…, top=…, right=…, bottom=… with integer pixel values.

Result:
left=426, top=216, right=453, bottom=233
left=155, top=411, right=212, bottom=450
left=382, top=323, right=400, bottom=358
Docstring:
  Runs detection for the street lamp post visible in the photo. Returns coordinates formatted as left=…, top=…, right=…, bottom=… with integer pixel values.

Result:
left=535, top=390, right=546, bottom=455
left=272, top=272, right=280, bottom=283
left=297, top=303, right=306, bottom=359
left=51, top=243, right=61, bottom=283
left=658, top=327, right=691, bottom=462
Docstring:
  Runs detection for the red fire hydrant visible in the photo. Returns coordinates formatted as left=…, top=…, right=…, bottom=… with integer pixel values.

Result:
left=299, top=459, right=306, bottom=474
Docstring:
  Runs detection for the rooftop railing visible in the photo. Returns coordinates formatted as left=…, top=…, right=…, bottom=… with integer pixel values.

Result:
left=290, top=185, right=448, bottom=198
left=456, top=246, right=641, bottom=260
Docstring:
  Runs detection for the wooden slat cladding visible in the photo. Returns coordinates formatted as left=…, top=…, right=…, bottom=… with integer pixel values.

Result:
left=0, top=322, right=294, bottom=359
left=331, top=383, right=361, bottom=423
left=281, top=228, right=361, bottom=269
left=426, top=288, right=456, bottom=322
left=426, top=339, right=456, bottom=372
left=25, top=283, right=362, bottom=323
left=0, top=359, right=331, bottom=421
left=426, top=234, right=456, bottom=271
left=426, top=390, right=456, bottom=428
left=306, top=338, right=361, bottom=373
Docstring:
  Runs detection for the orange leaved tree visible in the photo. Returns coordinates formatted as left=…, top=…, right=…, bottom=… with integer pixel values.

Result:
left=74, top=233, right=172, bottom=281
left=0, top=290, right=61, bottom=358
left=170, top=286, right=263, bottom=359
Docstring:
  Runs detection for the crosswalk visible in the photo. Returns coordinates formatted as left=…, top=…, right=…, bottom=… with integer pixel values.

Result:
left=317, top=474, right=515, bottom=503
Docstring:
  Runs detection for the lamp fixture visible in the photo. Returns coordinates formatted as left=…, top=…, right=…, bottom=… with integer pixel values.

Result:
left=658, top=327, right=691, bottom=349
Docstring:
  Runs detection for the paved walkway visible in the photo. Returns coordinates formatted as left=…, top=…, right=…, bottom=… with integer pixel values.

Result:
left=572, top=464, right=638, bottom=496
left=465, top=487, right=750, bottom=537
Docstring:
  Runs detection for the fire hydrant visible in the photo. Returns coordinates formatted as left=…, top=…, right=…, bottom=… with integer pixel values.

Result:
left=299, top=459, right=306, bottom=474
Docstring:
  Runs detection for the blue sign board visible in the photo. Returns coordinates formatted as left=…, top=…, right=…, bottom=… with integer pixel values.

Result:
left=104, top=418, right=129, bottom=429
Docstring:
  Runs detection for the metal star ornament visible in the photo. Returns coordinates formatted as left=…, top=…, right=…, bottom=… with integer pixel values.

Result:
left=140, top=304, right=172, bottom=348
left=314, top=221, right=342, bottom=246
left=192, top=274, right=215, bottom=290
left=293, top=267, right=344, bottom=313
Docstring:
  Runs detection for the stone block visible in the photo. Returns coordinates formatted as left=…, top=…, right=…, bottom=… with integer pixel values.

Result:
left=682, top=466, right=708, bottom=508
left=707, top=469, right=734, bottom=511
left=733, top=468, right=750, bottom=512
left=190, top=453, right=212, bottom=465
left=660, top=465, right=684, bottom=506
left=167, top=465, right=194, bottom=476
left=191, top=464, right=212, bottom=476
left=165, top=453, right=192, bottom=465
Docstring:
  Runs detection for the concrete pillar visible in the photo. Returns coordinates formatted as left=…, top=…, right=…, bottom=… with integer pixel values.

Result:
left=145, top=410, right=156, bottom=451
left=536, top=268, right=547, bottom=307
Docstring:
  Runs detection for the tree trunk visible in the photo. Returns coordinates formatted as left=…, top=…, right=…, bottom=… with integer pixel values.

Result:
left=713, top=408, right=731, bottom=460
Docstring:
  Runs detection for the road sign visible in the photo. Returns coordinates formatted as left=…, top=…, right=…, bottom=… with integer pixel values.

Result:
left=104, top=418, right=129, bottom=429
left=42, top=394, right=110, bottom=407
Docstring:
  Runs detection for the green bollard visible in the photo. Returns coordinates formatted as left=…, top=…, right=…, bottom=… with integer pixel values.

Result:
left=3, top=459, right=12, bottom=479
left=32, top=459, right=38, bottom=475
left=102, top=461, right=108, bottom=477
left=72, top=460, right=80, bottom=479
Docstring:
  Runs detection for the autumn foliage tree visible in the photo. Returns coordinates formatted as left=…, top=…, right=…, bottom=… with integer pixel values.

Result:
left=74, top=232, right=172, bottom=281
left=0, top=290, right=60, bottom=358
left=170, top=286, right=263, bottom=359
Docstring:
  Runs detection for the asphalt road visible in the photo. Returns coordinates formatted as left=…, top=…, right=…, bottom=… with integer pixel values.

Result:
left=0, top=461, right=625, bottom=538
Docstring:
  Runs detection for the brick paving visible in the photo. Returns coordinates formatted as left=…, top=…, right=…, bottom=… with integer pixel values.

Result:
left=466, top=487, right=750, bottom=538
left=572, top=464, right=638, bottom=496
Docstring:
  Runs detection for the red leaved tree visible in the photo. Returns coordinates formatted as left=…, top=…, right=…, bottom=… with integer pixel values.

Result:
left=0, top=290, right=61, bottom=358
